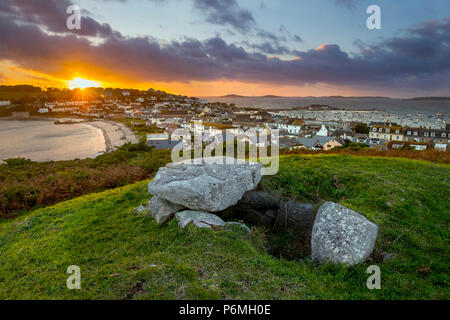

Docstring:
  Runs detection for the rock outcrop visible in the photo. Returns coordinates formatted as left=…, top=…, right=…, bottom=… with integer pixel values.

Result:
left=148, top=159, right=262, bottom=212
left=311, top=202, right=378, bottom=265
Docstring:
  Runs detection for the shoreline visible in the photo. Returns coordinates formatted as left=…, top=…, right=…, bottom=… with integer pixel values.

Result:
left=83, top=120, right=139, bottom=153
left=0, top=118, right=139, bottom=159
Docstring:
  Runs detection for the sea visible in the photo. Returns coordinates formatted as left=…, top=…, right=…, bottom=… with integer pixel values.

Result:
left=205, top=97, right=450, bottom=128
left=0, top=120, right=105, bottom=163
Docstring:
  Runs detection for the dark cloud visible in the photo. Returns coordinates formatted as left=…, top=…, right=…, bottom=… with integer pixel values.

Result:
left=98, top=0, right=301, bottom=54
left=0, top=0, right=118, bottom=38
left=101, top=0, right=255, bottom=33
left=0, top=1, right=449, bottom=92
left=192, top=0, right=255, bottom=33
left=243, top=27, right=303, bottom=55
left=241, top=40, right=292, bottom=55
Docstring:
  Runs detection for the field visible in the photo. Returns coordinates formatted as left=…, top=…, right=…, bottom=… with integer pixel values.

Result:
left=0, top=154, right=448, bottom=299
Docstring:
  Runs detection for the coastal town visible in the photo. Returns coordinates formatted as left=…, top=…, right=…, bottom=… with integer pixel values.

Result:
left=1, top=87, right=449, bottom=152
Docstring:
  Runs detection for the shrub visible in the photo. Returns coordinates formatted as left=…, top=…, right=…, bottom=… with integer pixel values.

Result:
left=0, top=145, right=171, bottom=219
left=3, top=158, right=32, bottom=167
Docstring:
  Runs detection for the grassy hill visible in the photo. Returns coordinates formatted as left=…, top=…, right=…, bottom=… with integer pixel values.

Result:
left=0, top=154, right=448, bottom=299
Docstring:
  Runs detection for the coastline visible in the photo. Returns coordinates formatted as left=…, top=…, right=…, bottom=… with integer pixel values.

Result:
left=0, top=118, right=139, bottom=159
left=83, top=120, right=139, bottom=152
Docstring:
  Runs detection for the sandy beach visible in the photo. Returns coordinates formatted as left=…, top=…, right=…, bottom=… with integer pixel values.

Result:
left=0, top=118, right=140, bottom=163
left=85, top=120, right=140, bottom=152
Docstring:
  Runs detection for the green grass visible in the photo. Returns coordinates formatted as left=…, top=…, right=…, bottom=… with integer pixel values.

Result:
left=0, top=154, right=448, bottom=299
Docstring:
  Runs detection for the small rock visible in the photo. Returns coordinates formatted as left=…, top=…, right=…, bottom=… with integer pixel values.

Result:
left=148, top=196, right=184, bottom=224
left=231, top=207, right=274, bottom=227
left=265, top=209, right=277, bottom=219
left=383, top=253, right=394, bottom=262
left=135, top=205, right=148, bottom=214
left=225, top=222, right=251, bottom=235
left=176, top=210, right=226, bottom=229
left=311, top=202, right=378, bottom=266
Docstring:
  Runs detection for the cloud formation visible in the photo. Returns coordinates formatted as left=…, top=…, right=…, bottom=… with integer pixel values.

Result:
left=193, top=0, right=255, bottom=32
left=0, top=0, right=449, bottom=92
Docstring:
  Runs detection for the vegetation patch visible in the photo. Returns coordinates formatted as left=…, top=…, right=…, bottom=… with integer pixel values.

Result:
left=0, top=155, right=448, bottom=299
left=0, top=142, right=171, bottom=219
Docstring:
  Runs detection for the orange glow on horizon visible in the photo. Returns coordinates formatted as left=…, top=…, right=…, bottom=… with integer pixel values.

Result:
left=67, top=78, right=102, bottom=90
left=0, top=62, right=374, bottom=97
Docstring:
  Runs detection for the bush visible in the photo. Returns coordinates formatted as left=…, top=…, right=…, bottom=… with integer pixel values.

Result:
left=0, top=144, right=171, bottom=219
left=3, top=158, right=33, bottom=167
left=0, top=185, right=39, bottom=217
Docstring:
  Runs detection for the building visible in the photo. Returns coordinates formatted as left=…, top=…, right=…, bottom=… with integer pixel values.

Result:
left=276, top=119, right=303, bottom=135
left=38, top=107, right=49, bottom=113
left=146, top=133, right=181, bottom=150
left=369, top=123, right=404, bottom=141
left=316, top=124, right=328, bottom=136
left=297, top=135, right=343, bottom=151
left=403, top=127, right=450, bottom=145
left=389, top=140, right=433, bottom=151
left=0, top=100, right=11, bottom=106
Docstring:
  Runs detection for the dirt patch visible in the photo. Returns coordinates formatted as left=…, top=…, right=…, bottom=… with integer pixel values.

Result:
left=122, top=279, right=146, bottom=300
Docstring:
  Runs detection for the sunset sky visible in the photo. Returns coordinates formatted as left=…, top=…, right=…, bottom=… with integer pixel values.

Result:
left=0, top=0, right=449, bottom=97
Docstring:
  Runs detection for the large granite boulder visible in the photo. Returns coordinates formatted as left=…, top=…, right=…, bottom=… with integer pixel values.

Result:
left=176, top=210, right=226, bottom=229
left=148, top=158, right=262, bottom=212
left=311, top=202, right=378, bottom=265
left=148, top=196, right=184, bottom=224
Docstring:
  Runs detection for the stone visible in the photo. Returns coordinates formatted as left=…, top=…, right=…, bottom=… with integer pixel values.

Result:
left=148, top=196, right=184, bottom=224
left=135, top=205, right=147, bottom=214
left=224, top=222, right=251, bottom=235
left=239, top=191, right=279, bottom=209
left=278, top=201, right=315, bottom=234
left=176, top=210, right=226, bottom=229
left=148, top=157, right=263, bottom=212
left=383, top=253, right=394, bottom=262
left=311, top=202, right=378, bottom=265
left=264, top=209, right=277, bottom=219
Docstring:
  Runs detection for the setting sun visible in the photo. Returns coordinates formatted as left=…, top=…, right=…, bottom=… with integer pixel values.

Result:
left=67, top=77, right=102, bottom=90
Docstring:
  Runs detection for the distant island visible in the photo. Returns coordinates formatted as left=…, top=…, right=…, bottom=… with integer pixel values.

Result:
left=213, top=94, right=450, bottom=100
left=214, top=95, right=394, bottom=99
left=405, top=97, right=450, bottom=101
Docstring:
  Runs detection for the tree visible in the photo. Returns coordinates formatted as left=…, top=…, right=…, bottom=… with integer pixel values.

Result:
left=354, top=123, right=369, bottom=134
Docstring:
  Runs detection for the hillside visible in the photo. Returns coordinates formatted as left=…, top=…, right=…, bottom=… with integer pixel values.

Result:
left=0, top=155, right=448, bottom=299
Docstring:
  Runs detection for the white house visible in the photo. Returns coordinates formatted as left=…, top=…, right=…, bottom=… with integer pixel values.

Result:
left=317, top=125, right=328, bottom=136
left=38, top=107, right=49, bottom=113
left=435, top=143, right=448, bottom=151
left=277, top=119, right=303, bottom=135
left=0, top=100, right=11, bottom=106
